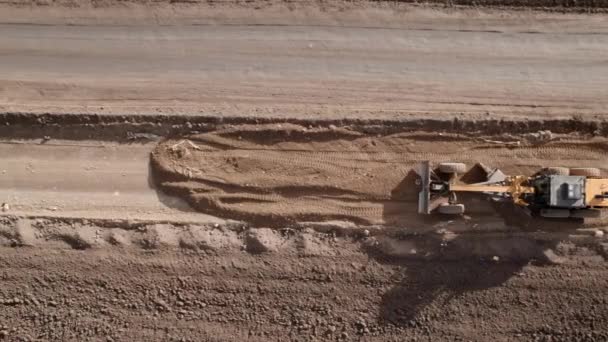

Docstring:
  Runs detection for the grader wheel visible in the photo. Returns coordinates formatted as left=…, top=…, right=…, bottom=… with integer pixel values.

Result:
left=569, top=168, right=601, bottom=177
left=541, top=167, right=569, bottom=176
left=438, top=162, right=466, bottom=174
left=437, top=203, right=465, bottom=215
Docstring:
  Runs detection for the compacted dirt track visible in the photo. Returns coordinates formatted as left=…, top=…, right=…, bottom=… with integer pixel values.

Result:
left=2, top=2, right=608, bottom=120
left=0, top=140, right=220, bottom=223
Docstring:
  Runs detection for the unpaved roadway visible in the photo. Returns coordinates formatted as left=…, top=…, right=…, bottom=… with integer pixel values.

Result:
left=1, top=7, right=608, bottom=119
left=0, top=140, right=219, bottom=223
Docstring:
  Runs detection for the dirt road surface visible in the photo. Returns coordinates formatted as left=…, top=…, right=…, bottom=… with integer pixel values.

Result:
left=1, top=1, right=608, bottom=341
left=1, top=4, right=608, bottom=119
left=0, top=140, right=219, bottom=223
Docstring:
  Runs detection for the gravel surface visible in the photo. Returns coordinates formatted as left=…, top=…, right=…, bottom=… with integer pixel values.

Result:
left=0, top=237, right=606, bottom=342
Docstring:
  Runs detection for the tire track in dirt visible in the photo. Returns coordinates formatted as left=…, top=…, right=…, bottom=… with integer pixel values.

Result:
left=150, top=124, right=608, bottom=227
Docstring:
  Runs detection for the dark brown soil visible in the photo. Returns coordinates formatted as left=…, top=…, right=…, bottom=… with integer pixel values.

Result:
left=1, top=112, right=607, bottom=142
left=0, top=238, right=606, bottom=342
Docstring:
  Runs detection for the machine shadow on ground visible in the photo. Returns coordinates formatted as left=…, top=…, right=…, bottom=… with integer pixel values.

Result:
left=378, top=259, right=525, bottom=326
left=365, top=234, right=558, bottom=327
left=374, top=170, right=566, bottom=327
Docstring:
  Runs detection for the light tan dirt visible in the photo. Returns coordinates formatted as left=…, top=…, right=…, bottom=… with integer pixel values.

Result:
left=1, top=3, right=608, bottom=120
left=0, top=140, right=221, bottom=223
left=151, top=123, right=608, bottom=227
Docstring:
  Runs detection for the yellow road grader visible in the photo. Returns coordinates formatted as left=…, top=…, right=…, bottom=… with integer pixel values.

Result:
left=417, top=161, right=608, bottom=219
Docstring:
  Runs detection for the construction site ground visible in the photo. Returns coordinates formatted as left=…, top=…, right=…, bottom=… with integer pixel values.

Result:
left=1, top=1, right=608, bottom=341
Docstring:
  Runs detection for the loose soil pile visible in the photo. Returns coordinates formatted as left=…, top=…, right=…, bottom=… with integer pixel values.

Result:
left=151, top=124, right=608, bottom=227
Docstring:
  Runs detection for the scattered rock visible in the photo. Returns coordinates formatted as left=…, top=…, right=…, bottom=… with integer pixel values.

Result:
left=2, top=297, right=22, bottom=306
left=297, top=230, right=335, bottom=257
left=76, top=225, right=102, bottom=247
left=153, top=298, right=170, bottom=312
left=245, top=228, right=284, bottom=254
left=15, top=219, right=37, bottom=246
left=524, top=130, right=553, bottom=143
left=150, top=224, right=179, bottom=247
left=539, top=249, right=564, bottom=265
left=178, top=225, right=241, bottom=251
left=134, top=224, right=179, bottom=249
left=107, top=230, right=130, bottom=246
left=375, top=236, right=418, bottom=258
